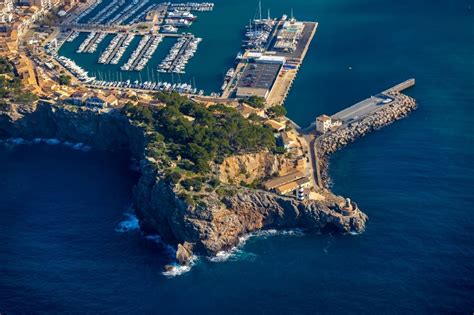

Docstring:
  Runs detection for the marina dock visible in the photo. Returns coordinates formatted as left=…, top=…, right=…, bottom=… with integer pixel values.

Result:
left=266, top=22, right=318, bottom=106
left=57, top=23, right=186, bottom=37
left=221, top=16, right=318, bottom=107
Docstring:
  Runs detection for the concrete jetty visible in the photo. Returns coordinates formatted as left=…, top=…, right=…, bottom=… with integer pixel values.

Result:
left=222, top=17, right=318, bottom=106
left=331, top=79, right=416, bottom=124
left=384, top=78, right=415, bottom=93
left=266, top=22, right=318, bottom=106
left=314, top=80, right=417, bottom=185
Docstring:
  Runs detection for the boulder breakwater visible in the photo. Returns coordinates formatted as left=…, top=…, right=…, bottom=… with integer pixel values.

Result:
left=316, top=88, right=417, bottom=185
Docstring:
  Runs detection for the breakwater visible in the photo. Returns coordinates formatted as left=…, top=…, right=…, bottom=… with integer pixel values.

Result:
left=316, top=90, right=417, bottom=184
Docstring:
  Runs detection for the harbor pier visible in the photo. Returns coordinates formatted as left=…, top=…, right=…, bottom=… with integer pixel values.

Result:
left=313, top=80, right=417, bottom=185
left=331, top=79, right=416, bottom=124
left=221, top=16, right=318, bottom=107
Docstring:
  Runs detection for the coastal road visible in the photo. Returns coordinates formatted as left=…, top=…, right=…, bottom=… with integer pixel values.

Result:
left=287, top=118, right=322, bottom=189
left=306, top=135, right=322, bottom=188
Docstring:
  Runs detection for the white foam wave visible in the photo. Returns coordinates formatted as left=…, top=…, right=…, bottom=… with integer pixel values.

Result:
left=8, top=137, right=29, bottom=145
left=72, top=142, right=91, bottom=152
left=115, top=212, right=140, bottom=232
left=251, top=228, right=305, bottom=238
left=45, top=138, right=61, bottom=145
left=64, top=141, right=92, bottom=152
left=209, top=248, right=241, bottom=262
left=162, top=256, right=198, bottom=278
left=1, top=137, right=92, bottom=152
left=208, top=228, right=305, bottom=263
left=143, top=234, right=199, bottom=278
left=142, top=234, right=198, bottom=277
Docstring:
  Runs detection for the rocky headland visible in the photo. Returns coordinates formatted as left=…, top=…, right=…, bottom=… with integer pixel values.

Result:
left=0, top=102, right=369, bottom=266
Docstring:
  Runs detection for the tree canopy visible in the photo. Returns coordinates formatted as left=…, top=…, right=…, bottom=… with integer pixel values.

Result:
left=58, top=74, right=71, bottom=86
left=243, top=96, right=266, bottom=109
left=267, top=105, right=287, bottom=117
left=122, top=92, right=276, bottom=174
left=0, top=58, right=13, bottom=74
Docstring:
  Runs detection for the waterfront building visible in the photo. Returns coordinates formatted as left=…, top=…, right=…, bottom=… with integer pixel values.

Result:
left=263, top=170, right=305, bottom=191
left=235, top=54, right=285, bottom=99
left=316, top=115, right=331, bottom=133
left=274, top=19, right=305, bottom=53
left=275, top=181, right=299, bottom=195
left=280, top=131, right=297, bottom=149
left=237, top=103, right=266, bottom=118
left=257, top=55, right=286, bottom=64
left=272, top=175, right=311, bottom=196
left=84, top=96, right=107, bottom=108
left=296, top=177, right=311, bottom=189
left=84, top=93, right=118, bottom=108
left=236, top=61, right=282, bottom=99
left=68, top=91, right=90, bottom=106
left=316, top=115, right=342, bottom=134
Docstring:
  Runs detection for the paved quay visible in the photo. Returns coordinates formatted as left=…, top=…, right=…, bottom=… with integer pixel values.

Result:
left=331, top=79, right=415, bottom=123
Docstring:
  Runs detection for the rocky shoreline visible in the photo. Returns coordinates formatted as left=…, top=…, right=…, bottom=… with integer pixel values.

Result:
left=316, top=91, right=417, bottom=185
left=0, top=102, right=368, bottom=267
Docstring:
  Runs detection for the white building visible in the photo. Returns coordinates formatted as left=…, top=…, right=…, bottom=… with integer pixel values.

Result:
left=316, top=115, right=342, bottom=134
left=316, top=115, right=332, bottom=133
left=256, top=55, right=286, bottom=65
left=0, top=0, right=13, bottom=23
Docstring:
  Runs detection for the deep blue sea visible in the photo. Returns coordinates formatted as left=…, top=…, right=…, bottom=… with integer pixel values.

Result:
left=1, top=0, right=473, bottom=313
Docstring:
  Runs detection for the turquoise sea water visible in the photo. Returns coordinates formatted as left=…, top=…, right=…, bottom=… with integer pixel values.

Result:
left=1, top=0, right=474, bottom=313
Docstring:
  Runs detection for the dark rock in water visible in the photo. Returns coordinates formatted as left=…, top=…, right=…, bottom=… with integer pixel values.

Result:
left=176, top=242, right=194, bottom=265
left=164, top=265, right=174, bottom=272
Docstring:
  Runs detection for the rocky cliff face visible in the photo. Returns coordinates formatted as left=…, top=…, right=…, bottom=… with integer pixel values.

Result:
left=218, top=152, right=285, bottom=184
left=0, top=103, right=368, bottom=264
left=134, top=159, right=368, bottom=258
left=0, top=103, right=145, bottom=155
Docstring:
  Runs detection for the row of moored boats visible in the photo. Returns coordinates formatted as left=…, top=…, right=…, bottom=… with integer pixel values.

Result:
left=168, top=2, right=214, bottom=12
left=109, top=0, right=150, bottom=25
left=56, top=56, right=94, bottom=83
left=121, top=35, right=163, bottom=71
left=66, top=31, right=79, bottom=42
left=243, top=18, right=275, bottom=50
left=56, top=56, right=205, bottom=96
left=127, top=3, right=158, bottom=24
left=158, top=36, right=201, bottom=74
left=98, top=34, right=135, bottom=65
left=71, top=0, right=102, bottom=24
left=90, top=79, right=204, bottom=95
left=87, top=0, right=125, bottom=24
left=77, top=32, right=107, bottom=53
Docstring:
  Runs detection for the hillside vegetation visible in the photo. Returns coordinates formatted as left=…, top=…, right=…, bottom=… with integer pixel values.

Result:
left=121, top=92, right=277, bottom=195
